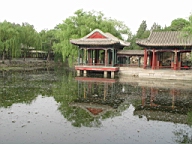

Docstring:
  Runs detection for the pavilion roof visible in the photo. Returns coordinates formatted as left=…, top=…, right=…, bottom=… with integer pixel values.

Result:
left=136, top=31, right=192, bottom=47
left=70, top=29, right=130, bottom=47
left=69, top=102, right=114, bottom=117
left=117, top=50, right=144, bottom=55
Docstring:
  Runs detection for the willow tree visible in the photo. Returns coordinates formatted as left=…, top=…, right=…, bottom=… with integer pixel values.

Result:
left=53, top=9, right=130, bottom=66
left=20, top=23, right=41, bottom=61
left=0, top=21, right=21, bottom=63
left=39, top=29, right=57, bottom=61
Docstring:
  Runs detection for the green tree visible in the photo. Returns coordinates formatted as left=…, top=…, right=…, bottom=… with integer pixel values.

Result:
left=20, top=23, right=41, bottom=61
left=183, top=14, right=192, bottom=34
left=53, top=9, right=130, bottom=66
left=182, top=14, right=192, bottom=60
left=150, top=22, right=162, bottom=31
left=128, top=20, right=150, bottom=50
left=39, top=29, right=57, bottom=61
left=166, top=18, right=190, bottom=31
left=0, top=21, right=21, bottom=63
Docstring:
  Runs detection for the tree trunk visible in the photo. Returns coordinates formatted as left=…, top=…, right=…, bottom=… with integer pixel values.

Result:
left=47, top=51, right=50, bottom=62
left=23, top=53, right=26, bottom=61
left=2, top=50, right=5, bottom=64
left=9, top=56, right=12, bottom=64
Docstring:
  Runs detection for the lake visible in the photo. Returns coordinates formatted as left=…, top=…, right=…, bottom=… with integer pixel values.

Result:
left=0, top=68, right=192, bottom=144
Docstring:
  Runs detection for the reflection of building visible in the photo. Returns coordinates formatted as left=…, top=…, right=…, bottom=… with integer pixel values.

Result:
left=70, top=77, right=124, bottom=117
left=134, top=87, right=192, bottom=124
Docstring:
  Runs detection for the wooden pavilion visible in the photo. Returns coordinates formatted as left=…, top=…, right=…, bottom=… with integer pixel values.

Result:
left=117, top=50, right=144, bottom=67
left=136, top=31, right=192, bottom=70
left=70, top=29, right=130, bottom=78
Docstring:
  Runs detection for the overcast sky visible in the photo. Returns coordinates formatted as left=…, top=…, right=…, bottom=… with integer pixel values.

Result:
left=0, top=0, right=192, bottom=34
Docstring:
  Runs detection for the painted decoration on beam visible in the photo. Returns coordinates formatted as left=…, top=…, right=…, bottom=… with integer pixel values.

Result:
left=88, top=32, right=106, bottom=39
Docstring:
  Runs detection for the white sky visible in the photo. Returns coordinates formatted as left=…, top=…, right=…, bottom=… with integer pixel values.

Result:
left=0, top=0, right=192, bottom=34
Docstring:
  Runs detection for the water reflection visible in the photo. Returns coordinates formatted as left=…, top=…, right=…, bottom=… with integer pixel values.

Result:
left=72, top=76, right=192, bottom=125
left=58, top=77, right=129, bottom=127
left=0, top=69, right=192, bottom=144
left=0, top=69, right=55, bottom=108
left=134, top=87, right=192, bottom=124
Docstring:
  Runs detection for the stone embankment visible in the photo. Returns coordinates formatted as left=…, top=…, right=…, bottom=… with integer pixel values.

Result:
left=119, top=67, right=192, bottom=80
left=0, top=58, right=63, bottom=71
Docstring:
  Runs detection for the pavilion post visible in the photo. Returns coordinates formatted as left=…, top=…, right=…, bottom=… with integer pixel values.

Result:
left=174, top=49, right=178, bottom=70
left=138, top=56, right=141, bottom=67
left=152, top=49, right=156, bottom=70
left=143, top=48, right=147, bottom=69
left=78, top=49, right=80, bottom=65
left=177, top=52, right=181, bottom=70
left=85, top=49, right=87, bottom=65
left=90, top=49, right=93, bottom=65
left=105, top=49, right=108, bottom=66
left=108, top=49, right=110, bottom=65
left=127, top=56, right=130, bottom=66
left=112, top=48, right=114, bottom=67
left=115, top=49, right=117, bottom=65
left=88, top=49, right=90, bottom=65
left=82, top=49, right=84, bottom=65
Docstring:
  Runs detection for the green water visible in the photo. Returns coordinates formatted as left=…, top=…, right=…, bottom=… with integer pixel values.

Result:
left=0, top=68, right=192, bottom=144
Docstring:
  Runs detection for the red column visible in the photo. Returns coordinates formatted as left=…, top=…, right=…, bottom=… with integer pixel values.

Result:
left=105, top=49, right=108, bottom=66
left=174, top=49, right=178, bottom=70
left=143, top=48, right=147, bottom=69
left=152, top=49, right=156, bottom=70
left=177, top=52, right=181, bottom=70
left=156, top=52, right=159, bottom=69
left=87, top=49, right=90, bottom=65
left=88, top=49, right=93, bottom=65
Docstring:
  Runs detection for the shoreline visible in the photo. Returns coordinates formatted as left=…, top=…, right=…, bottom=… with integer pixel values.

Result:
left=1, top=60, right=192, bottom=81
left=119, top=67, right=192, bottom=81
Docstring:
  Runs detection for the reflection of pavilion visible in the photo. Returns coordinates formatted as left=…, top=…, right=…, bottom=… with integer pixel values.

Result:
left=134, top=87, right=192, bottom=124
left=70, top=77, right=124, bottom=117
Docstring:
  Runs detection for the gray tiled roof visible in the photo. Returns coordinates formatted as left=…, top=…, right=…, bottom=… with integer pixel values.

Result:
left=117, top=50, right=144, bottom=55
left=70, top=29, right=130, bottom=47
left=136, top=31, right=192, bottom=47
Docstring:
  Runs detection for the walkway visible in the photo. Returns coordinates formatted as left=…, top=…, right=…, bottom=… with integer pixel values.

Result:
left=119, top=67, right=192, bottom=80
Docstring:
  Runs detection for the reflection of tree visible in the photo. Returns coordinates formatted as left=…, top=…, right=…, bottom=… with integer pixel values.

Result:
left=127, top=85, right=192, bottom=143
left=0, top=70, right=55, bottom=107
left=53, top=76, right=131, bottom=127
left=133, top=86, right=192, bottom=125
left=174, top=129, right=192, bottom=144
left=187, top=112, right=192, bottom=126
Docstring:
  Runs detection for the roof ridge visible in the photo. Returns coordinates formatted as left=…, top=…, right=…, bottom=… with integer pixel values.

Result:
left=82, top=29, right=109, bottom=40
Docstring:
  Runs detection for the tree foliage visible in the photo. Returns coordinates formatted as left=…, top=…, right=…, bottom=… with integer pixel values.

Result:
left=0, top=21, right=20, bottom=62
left=166, top=18, right=190, bottom=31
left=150, top=22, right=162, bottom=31
left=53, top=9, right=131, bottom=66
left=0, top=21, right=42, bottom=62
left=39, top=29, right=57, bottom=61
left=127, top=20, right=150, bottom=50
left=183, top=14, right=192, bottom=34
left=20, top=23, right=41, bottom=61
